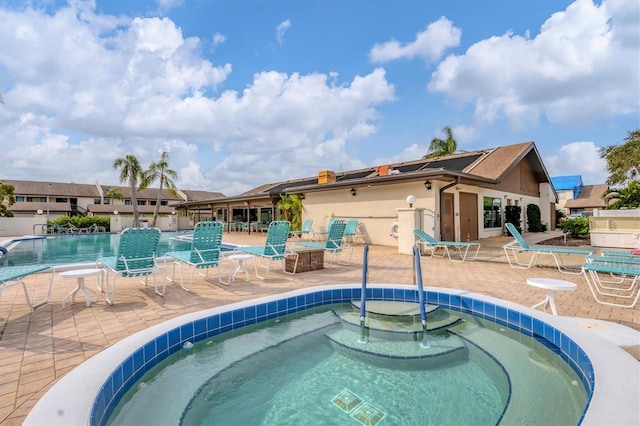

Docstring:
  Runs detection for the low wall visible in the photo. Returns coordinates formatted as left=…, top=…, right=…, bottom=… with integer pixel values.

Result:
left=589, top=210, right=640, bottom=248
left=0, top=216, right=47, bottom=237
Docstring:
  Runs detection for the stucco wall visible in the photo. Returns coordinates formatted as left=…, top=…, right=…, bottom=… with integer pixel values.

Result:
left=301, top=180, right=553, bottom=247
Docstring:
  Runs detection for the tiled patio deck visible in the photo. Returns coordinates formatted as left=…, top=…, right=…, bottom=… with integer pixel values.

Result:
left=1, top=231, right=639, bottom=424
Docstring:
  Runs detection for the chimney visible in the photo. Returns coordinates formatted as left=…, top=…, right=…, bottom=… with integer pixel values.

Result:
left=318, top=170, right=336, bottom=184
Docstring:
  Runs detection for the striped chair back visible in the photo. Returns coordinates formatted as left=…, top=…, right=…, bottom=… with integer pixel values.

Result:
left=114, top=227, right=161, bottom=275
left=189, top=221, right=224, bottom=265
left=263, top=221, right=292, bottom=257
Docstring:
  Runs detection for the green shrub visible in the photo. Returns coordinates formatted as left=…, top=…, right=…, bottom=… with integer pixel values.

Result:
left=505, top=205, right=522, bottom=235
left=48, top=216, right=111, bottom=232
left=526, top=204, right=546, bottom=232
left=558, top=217, right=590, bottom=238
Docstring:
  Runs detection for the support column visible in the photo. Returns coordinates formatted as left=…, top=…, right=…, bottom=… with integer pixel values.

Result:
left=397, top=207, right=424, bottom=255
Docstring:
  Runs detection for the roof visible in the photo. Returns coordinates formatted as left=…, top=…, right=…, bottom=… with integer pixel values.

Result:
left=1, top=179, right=223, bottom=202
left=564, top=184, right=609, bottom=209
left=176, top=141, right=552, bottom=209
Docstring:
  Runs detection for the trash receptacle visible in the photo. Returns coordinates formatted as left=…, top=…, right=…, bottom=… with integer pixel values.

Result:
left=141, top=219, right=149, bottom=228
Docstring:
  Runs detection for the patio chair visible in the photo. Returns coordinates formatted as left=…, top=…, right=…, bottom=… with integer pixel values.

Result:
left=413, top=229, right=481, bottom=263
left=96, top=227, right=162, bottom=305
left=236, top=221, right=298, bottom=279
left=290, top=219, right=314, bottom=240
left=0, top=264, right=51, bottom=308
left=503, top=222, right=592, bottom=274
left=602, top=250, right=640, bottom=259
left=581, top=260, right=640, bottom=308
left=165, top=221, right=229, bottom=291
left=343, top=218, right=364, bottom=244
left=296, top=218, right=352, bottom=265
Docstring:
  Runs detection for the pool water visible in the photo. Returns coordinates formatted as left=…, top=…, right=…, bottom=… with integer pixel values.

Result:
left=108, top=304, right=587, bottom=425
left=5, top=232, right=190, bottom=266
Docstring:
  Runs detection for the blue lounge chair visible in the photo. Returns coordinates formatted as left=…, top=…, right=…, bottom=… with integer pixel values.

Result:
left=96, top=227, right=162, bottom=305
left=582, top=261, right=640, bottom=308
left=413, top=229, right=480, bottom=262
left=296, top=219, right=352, bottom=265
left=165, top=221, right=229, bottom=291
left=0, top=264, right=51, bottom=308
left=237, top=221, right=298, bottom=279
left=343, top=218, right=363, bottom=244
left=503, top=222, right=592, bottom=274
left=602, top=250, right=640, bottom=259
left=290, top=218, right=314, bottom=240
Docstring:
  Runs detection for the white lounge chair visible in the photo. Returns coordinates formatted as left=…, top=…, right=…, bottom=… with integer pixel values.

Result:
left=96, top=227, right=162, bottom=305
left=413, top=229, right=480, bottom=262
left=165, top=221, right=229, bottom=291
left=296, top=219, right=353, bottom=265
left=503, top=222, right=592, bottom=274
left=237, top=221, right=298, bottom=279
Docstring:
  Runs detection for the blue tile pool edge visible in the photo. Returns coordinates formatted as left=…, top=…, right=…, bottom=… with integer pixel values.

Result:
left=90, top=286, right=593, bottom=425
left=24, top=284, right=638, bottom=426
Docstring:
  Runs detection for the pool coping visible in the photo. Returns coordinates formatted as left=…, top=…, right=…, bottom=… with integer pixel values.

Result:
left=25, top=284, right=640, bottom=425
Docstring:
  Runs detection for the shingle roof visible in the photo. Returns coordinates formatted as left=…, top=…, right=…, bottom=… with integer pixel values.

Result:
left=564, top=184, right=608, bottom=209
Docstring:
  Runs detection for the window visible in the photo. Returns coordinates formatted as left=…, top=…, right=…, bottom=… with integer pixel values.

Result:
left=27, top=197, right=46, bottom=202
left=137, top=200, right=146, bottom=206
left=16, top=196, right=24, bottom=202
left=483, top=197, right=502, bottom=228
left=94, top=198, right=101, bottom=204
left=124, top=199, right=131, bottom=205
left=55, top=197, right=68, bottom=203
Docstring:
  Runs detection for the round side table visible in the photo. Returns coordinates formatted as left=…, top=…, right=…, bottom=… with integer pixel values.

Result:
left=526, top=277, right=577, bottom=316
left=60, top=268, right=101, bottom=308
left=228, top=254, right=252, bottom=282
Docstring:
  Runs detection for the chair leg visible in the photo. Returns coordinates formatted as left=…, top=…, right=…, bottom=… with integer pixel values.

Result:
left=154, top=272, right=165, bottom=296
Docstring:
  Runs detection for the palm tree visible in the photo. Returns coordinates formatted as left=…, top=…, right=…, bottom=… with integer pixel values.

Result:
left=113, top=154, right=144, bottom=227
left=423, top=126, right=457, bottom=159
left=277, top=194, right=302, bottom=230
left=141, top=151, right=179, bottom=227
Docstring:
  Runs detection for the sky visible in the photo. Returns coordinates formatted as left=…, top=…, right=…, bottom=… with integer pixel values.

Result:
left=0, top=0, right=638, bottom=196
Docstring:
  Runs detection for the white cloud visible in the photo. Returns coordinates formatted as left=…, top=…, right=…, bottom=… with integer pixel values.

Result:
left=275, top=19, right=291, bottom=45
left=0, top=3, right=395, bottom=195
left=428, top=0, right=640, bottom=131
left=544, top=141, right=607, bottom=184
left=369, top=16, right=461, bottom=63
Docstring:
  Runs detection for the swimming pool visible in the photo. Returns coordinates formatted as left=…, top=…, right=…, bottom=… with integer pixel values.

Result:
left=24, top=284, right=640, bottom=425
left=3, top=232, right=190, bottom=266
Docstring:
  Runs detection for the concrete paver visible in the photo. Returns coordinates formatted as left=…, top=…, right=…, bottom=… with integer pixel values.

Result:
left=0, top=231, right=638, bottom=424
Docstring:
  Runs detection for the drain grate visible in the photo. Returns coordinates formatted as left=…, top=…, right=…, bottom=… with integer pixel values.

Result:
left=351, top=402, right=386, bottom=426
left=331, top=388, right=386, bottom=426
left=332, top=389, right=363, bottom=413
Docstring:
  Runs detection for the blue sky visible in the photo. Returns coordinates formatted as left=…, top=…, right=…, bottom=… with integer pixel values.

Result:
left=0, top=0, right=638, bottom=195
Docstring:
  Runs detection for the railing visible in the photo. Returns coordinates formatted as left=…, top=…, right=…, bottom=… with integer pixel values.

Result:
left=358, top=244, right=369, bottom=343
left=413, top=245, right=430, bottom=348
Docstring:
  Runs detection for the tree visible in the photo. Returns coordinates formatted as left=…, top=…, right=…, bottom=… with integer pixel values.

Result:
left=276, top=194, right=302, bottom=230
left=599, top=129, right=640, bottom=185
left=141, top=151, right=178, bottom=227
left=104, top=187, right=124, bottom=203
left=113, top=154, right=144, bottom=227
left=604, top=180, right=640, bottom=209
left=0, top=182, right=16, bottom=217
left=423, top=126, right=457, bottom=159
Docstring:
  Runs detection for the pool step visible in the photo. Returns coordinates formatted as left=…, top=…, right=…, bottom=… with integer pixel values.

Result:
left=350, top=300, right=438, bottom=317
left=325, top=327, right=468, bottom=369
left=334, top=308, right=462, bottom=337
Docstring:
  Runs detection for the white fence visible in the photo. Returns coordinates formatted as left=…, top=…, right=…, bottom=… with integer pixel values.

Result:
left=0, top=214, right=186, bottom=238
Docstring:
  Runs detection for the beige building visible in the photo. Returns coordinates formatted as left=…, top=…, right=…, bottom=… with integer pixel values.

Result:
left=177, top=141, right=558, bottom=246
left=1, top=179, right=223, bottom=219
